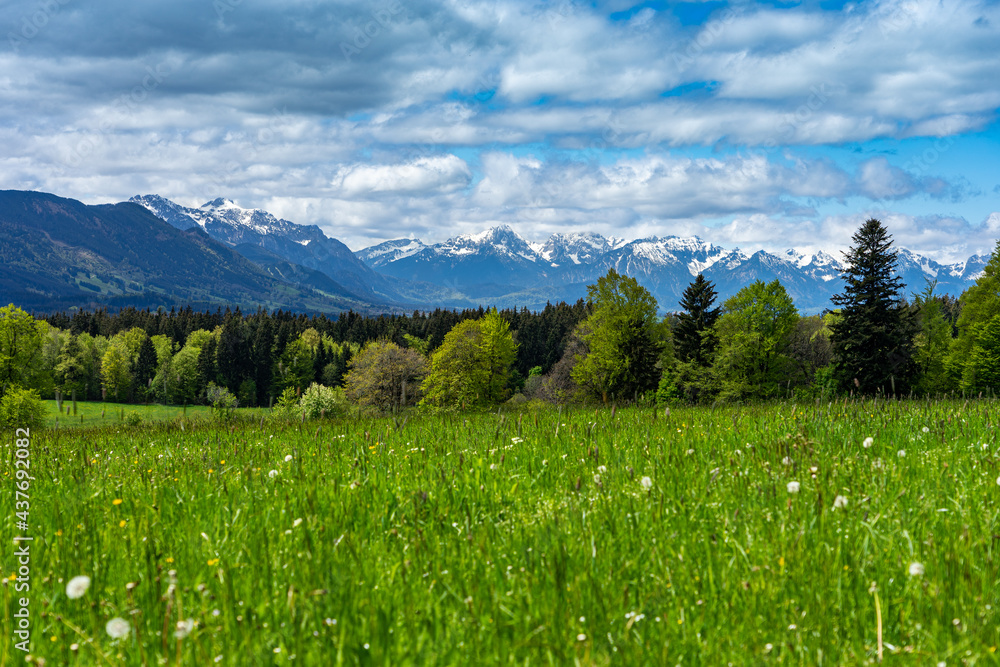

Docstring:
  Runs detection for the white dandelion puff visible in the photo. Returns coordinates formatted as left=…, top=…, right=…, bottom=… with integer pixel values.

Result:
left=268, top=470, right=279, bottom=478
left=293, top=518, right=302, bottom=528
left=898, top=449, right=906, bottom=458
left=640, top=476, right=652, bottom=490
left=909, top=562, right=925, bottom=577
left=833, top=495, right=848, bottom=509
left=593, top=474, right=601, bottom=484
left=66, top=575, right=90, bottom=599
left=105, top=617, right=130, bottom=639
left=921, top=426, right=929, bottom=433
left=577, top=633, right=587, bottom=641
left=863, top=437, right=874, bottom=448
left=782, top=456, right=792, bottom=465
left=597, top=465, right=606, bottom=473
left=174, top=618, right=195, bottom=639
left=284, top=454, right=293, bottom=462
left=787, top=481, right=800, bottom=493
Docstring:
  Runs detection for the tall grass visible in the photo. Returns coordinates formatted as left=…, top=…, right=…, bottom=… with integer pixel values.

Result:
left=2, top=399, right=998, bottom=664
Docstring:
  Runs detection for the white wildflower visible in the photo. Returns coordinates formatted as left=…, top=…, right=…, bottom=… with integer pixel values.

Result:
left=787, top=481, right=800, bottom=493
left=293, top=518, right=302, bottom=528
left=284, top=454, right=293, bottom=462
left=105, top=617, right=130, bottom=639
left=921, top=426, right=929, bottom=433
left=782, top=457, right=792, bottom=465
left=577, top=633, right=587, bottom=641
left=863, top=437, right=873, bottom=448
left=898, top=450, right=906, bottom=458
left=640, top=476, right=652, bottom=490
left=593, top=474, right=601, bottom=484
left=908, top=562, right=925, bottom=577
left=66, top=575, right=90, bottom=599
left=597, top=465, right=606, bottom=473
left=833, top=495, right=848, bottom=509
left=268, top=470, right=279, bottom=478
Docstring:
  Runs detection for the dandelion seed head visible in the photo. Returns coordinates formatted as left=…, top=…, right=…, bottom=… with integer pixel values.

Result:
left=787, top=481, right=800, bottom=493
left=909, top=562, right=925, bottom=577
left=898, top=449, right=906, bottom=458
left=833, top=495, right=848, bottom=509
left=65, top=575, right=90, bottom=599
left=105, top=617, right=130, bottom=639
left=577, top=633, right=587, bottom=641
left=863, top=437, right=874, bottom=448
left=284, top=455, right=293, bottom=462
left=640, top=476, right=652, bottom=490
left=174, top=619, right=195, bottom=639
left=922, top=426, right=930, bottom=433
left=268, top=470, right=279, bottom=478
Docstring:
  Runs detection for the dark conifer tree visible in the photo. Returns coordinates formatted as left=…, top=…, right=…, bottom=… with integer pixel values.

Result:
left=217, top=317, right=249, bottom=391
left=196, top=337, right=218, bottom=399
left=132, top=336, right=158, bottom=401
left=251, top=317, right=275, bottom=407
left=675, top=274, right=720, bottom=366
left=830, top=218, right=915, bottom=394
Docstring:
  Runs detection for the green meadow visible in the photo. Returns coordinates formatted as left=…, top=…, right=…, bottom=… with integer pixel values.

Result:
left=2, top=399, right=999, bottom=665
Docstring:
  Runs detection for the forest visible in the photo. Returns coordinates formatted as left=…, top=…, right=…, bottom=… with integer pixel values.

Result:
left=1, top=219, right=997, bottom=420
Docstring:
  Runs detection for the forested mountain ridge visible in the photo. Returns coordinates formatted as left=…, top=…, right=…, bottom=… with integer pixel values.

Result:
left=0, top=191, right=375, bottom=314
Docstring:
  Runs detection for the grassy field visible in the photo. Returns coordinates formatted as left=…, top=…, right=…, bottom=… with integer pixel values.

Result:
left=2, top=399, right=999, bottom=665
left=41, top=400, right=268, bottom=429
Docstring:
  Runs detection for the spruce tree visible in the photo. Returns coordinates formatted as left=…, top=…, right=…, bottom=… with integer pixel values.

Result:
left=675, top=274, right=720, bottom=366
left=132, top=335, right=158, bottom=400
left=830, top=218, right=914, bottom=394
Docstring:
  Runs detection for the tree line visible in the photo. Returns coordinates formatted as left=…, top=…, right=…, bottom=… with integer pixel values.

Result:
left=2, top=218, right=998, bottom=415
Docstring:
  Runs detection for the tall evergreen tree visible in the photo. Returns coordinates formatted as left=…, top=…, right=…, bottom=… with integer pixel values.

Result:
left=674, top=274, right=720, bottom=366
left=830, top=218, right=914, bottom=394
left=252, top=318, right=275, bottom=406
left=195, top=336, right=219, bottom=399
left=132, top=335, right=158, bottom=400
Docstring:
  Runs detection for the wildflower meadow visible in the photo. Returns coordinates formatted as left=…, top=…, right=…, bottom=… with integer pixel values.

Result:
left=2, top=398, right=999, bottom=665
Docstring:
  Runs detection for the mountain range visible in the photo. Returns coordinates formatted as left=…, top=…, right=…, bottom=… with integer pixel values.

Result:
left=0, top=189, right=987, bottom=315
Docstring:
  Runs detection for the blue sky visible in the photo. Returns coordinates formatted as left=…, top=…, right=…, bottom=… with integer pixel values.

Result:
left=1, top=0, right=998, bottom=262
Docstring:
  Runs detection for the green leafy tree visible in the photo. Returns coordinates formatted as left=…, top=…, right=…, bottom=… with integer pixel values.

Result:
left=0, top=305, right=43, bottom=396
left=962, top=314, right=1000, bottom=393
left=571, top=269, right=663, bottom=403
left=713, top=280, right=798, bottom=400
left=949, top=242, right=1000, bottom=390
left=422, top=310, right=518, bottom=407
left=276, top=338, right=316, bottom=394
left=55, top=335, right=89, bottom=397
left=675, top=275, right=720, bottom=366
left=830, top=218, right=915, bottom=394
left=101, top=338, right=133, bottom=402
left=911, top=281, right=953, bottom=394
left=344, top=340, right=428, bottom=410
left=0, top=387, right=44, bottom=430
